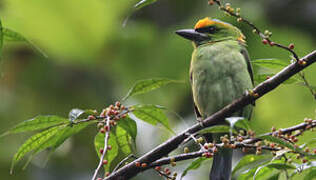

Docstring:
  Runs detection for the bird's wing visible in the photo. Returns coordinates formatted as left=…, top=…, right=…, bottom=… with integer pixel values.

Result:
left=190, top=71, right=203, bottom=120
left=240, top=47, right=254, bottom=86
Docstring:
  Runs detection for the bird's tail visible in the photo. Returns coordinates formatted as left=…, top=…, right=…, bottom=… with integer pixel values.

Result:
left=209, top=148, right=232, bottom=180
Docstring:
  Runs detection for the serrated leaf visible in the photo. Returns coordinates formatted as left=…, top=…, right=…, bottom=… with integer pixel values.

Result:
left=117, top=116, right=137, bottom=142
left=94, top=132, right=119, bottom=171
left=22, top=122, right=92, bottom=169
left=131, top=104, right=172, bottom=132
left=181, top=157, right=210, bottom=179
left=10, top=125, right=62, bottom=173
left=134, top=0, right=157, bottom=10
left=123, top=78, right=179, bottom=101
left=2, top=115, right=68, bottom=137
left=232, top=154, right=273, bottom=178
left=2, top=27, right=47, bottom=58
left=198, top=125, right=231, bottom=134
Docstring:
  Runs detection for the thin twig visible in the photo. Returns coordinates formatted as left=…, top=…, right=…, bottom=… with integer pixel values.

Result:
left=113, top=154, right=137, bottom=172
left=212, top=0, right=300, bottom=61
left=92, top=117, right=111, bottom=180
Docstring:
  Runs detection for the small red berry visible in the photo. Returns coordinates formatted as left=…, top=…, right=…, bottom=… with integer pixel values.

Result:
left=164, top=168, right=170, bottom=173
left=288, top=43, right=294, bottom=49
left=103, top=160, right=108, bottom=165
left=88, top=115, right=96, bottom=120
left=104, top=125, right=109, bottom=131
left=155, top=166, right=161, bottom=171
left=100, top=128, right=105, bottom=134
left=269, top=42, right=275, bottom=46
left=99, top=149, right=104, bottom=154
left=135, top=162, right=141, bottom=167
left=262, top=39, right=269, bottom=45
left=107, top=145, right=112, bottom=150
left=141, top=163, right=147, bottom=168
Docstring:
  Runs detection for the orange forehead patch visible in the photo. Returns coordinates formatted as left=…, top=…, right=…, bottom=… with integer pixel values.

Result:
left=194, top=17, right=229, bottom=29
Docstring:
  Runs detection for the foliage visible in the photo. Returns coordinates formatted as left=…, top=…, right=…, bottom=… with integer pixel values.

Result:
left=0, top=0, right=316, bottom=180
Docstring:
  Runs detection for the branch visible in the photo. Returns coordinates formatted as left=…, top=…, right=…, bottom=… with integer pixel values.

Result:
left=104, top=50, right=316, bottom=180
left=92, top=117, right=111, bottom=180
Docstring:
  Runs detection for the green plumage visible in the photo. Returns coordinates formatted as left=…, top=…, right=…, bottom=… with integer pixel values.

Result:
left=176, top=17, right=254, bottom=180
left=190, top=40, right=253, bottom=120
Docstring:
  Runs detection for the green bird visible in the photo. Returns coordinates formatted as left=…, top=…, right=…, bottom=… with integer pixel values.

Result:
left=176, top=17, right=254, bottom=180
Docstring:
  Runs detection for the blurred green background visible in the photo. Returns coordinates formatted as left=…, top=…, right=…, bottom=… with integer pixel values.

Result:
left=0, top=0, right=315, bottom=179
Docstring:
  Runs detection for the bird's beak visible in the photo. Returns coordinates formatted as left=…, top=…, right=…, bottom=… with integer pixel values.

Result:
left=175, top=29, right=209, bottom=42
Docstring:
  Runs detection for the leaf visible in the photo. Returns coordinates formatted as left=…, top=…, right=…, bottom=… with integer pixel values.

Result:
left=10, top=125, right=62, bottom=173
left=131, top=104, right=172, bottom=132
left=123, top=78, right=179, bottom=101
left=254, top=162, right=295, bottom=180
left=2, top=27, right=48, bottom=58
left=24, top=122, right=92, bottom=169
left=134, top=0, right=157, bottom=10
left=117, top=116, right=137, bottom=142
left=232, top=154, right=273, bottom=178
left=251, top=59, right=289, bottom=69
left=226, top=117, right=250, bottom=131
left=115, top=126, right=133, bottom=156
left=198, top=125, right=232, bottom=134
left=94, top=132, right=119, bottom=171
left=2, top=115, right=68, bottom=136
left=304, top=167, right=316, bottom=180
left=306, top=138, right=316, bottom=147
left=258, top=135, right=299, bottom=152
left=181, top=157, right=210, bottom=179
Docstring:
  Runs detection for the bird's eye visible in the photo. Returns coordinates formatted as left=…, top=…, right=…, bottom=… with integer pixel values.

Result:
left=195, top=26, right=216, bottom=34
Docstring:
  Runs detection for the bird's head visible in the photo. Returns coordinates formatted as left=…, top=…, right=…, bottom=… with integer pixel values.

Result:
left=176, top=17, right=245, bottom=46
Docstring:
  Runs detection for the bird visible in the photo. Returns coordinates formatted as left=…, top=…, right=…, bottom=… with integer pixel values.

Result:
left=176, top=17, right=254, bottom=180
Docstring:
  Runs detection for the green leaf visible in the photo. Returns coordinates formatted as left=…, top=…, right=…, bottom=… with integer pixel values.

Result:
left=258, top=135, right=298, bottom=152
left=254, top=162, right=295, bottom=180
left=134, top=0, right=157, bottom=10
left=24, top=122, right=92, bottom=169
left=198, top=125, right=231, bottom=134
left=2, top=27, right=48, bottom=58
left=94, top=132, right=119, bottom=171
left=251, top=59, right=289, bottom=69
left=115, top=126, right=133, bottom=156
left=304, top=167, right=316, bottom=180
left=117, top=116, right=137, bottom=142
left=10, top=125, right=62, bottom=173
left=2, top=115, right=68, bottom=136
left=226, top=117, right=250, bottom=131
left=232, top=154, right=273, bottom=178
left=131, top=104, right=172, bottom=132
left=181, top=157, right=210, bottom=179
left=123, top=78, right=179, bottom=101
